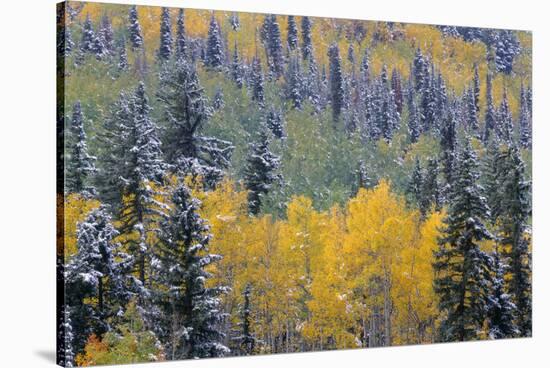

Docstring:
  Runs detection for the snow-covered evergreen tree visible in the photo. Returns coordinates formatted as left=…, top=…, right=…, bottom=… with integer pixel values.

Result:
left=496, top=89, right=513, bottom=143
left=213, top=87, right=225, bottom=110
left=391, top=68, right=403, bottom=114
left=205, top=15, right=224, bottom=69
left=231, top=41, right=245, bottom=88
left=243, top=123, right=281, bottom=215
left=154, top=184, right=229, bottom=359
left=234, top=284, right=257, bottom=355
left=328, top=43, right=345, bottom=124
left=413, top=48, right=428, bottom=92
left=433, top=140, right=493, bottom=342
left=487, top=252, right=518, bottom=339
left=519, top=84, right=532, bottom=148
left=439, top=110, right=458, bottom=189
left=60, top=306, right=75, bottom=367
left=495, top=146, right=532, bottom=336
left=98, top=13, right=114, bottom=55
left=98, top=83, right=166, bottom=284
left=420, top=72, right=437, bottom=133
left=473, top=63, right=480, bottom=113
left=128, top=5, right=143, bottom=50
left=301, top=16, right=313, bottom=61
left=422, top=157, right=441, bottom=211
left=66, top=101, right=96, bottom=195
left=484, top=70, right=496, bottom=142
left=175, top=9, right=187, bottom=60
left=229, top=12, right=240, bottom=31
left=355, top=160, right=375, bottom=193
left=266, top=107, right=285, bottom=139
left=360, top=47, right=370, bottom=82
left=65, top=206, right=135, bottom=352
left=407, top=86, right=420, bottom=143
left=250, top=56, right=265, bottom=106
left=287, top=15, right=298, bottom=51
left=406, top=157, right=424, bottom=209
left=494, top=30, right=520, bottom=75
left=117, top=36, right=129, bottom=71
left=285, top=54, right=304, bottom=109
left=261, top=15, right=284, bottom=79
left=158, top=7, right=173, bottom=61
left=95, top=92, right=132, bottom=206
left=157, top=59, right=233, bottom=186
left=465, top=86, right=479, bottom=133
left=80, top=14, right=96, bottom=54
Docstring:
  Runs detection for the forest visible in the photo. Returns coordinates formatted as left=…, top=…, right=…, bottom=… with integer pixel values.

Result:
left=56, top=1, right=532, bottom=366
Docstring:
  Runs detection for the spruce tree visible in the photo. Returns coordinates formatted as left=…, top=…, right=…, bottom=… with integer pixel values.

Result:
left=407, top=91, right=420, bottom=143
left=484, top=71, right=496, bottom=142
left=494, top=30, right=520, bottom=75
left=285, top=54, right=304, bottom=109
left=496, top=89, right=513, bottom=143
left=213, top=87, right=225, bottom=110
left=287, top=15, right=298, bottom=51
left=301, top=16, right=313, bottom=61
left=80, top=14, right=96, bottom=54
left=487, top=252, right=518, bottom=339
left=206, top=15, right=224, bottom=69
left=519, top=84, right=532, bottom=148
left=157, top=59, right=233, bottom=186
left=261, top=15, right=284, bottom=79
left=95, top=92, right=132, bottom=207
left=60, top=306, right=75, bottom=367
left=243, top=124, right=281, bottom=215
left=328, top=43, right=345, bottom=124
left=496, top=146, right=532, bottom=336
left=439, top=111, right=458, bottom=189
left=413, top=48, right=427, bottom=92
left=360, top=47, right=370, bottom=82
left=391, top=68, right=403, bottom=114
left=117, top=36, right=128, bottom=71
left=266, top=107, right=285, bottom=139
left=229, top=12, right=240, bottom=31
left=66, top=101, right=96, bottom=195
left=231, top=41, right=245, bottom=88
left=98, top=13, right=114, bottom=55
left=65, top=206, right=135, bottom=352
left=109, top=83, right=166, bottom=285
left=473, top=63, right=480, bottom=113
left=355, top=160, right=375, bottom=193
left=422, top=157, right=441, bottom=211
left=250, top=56, right=265, bottom=106
left=234, top=284, right=257, bottom=355
left=128, top=5, right=143, bottom=50
left=420, top=73, right=436, bottom=133
left=465, top=86, right=479, bottom=133
left=406, top=157, right=424, bottom=209
left=175, top=9, right=187, bottom=60
left=158, top=7, right=173, bottom=61
left=433, top=140, right=493, bottom=342
left=154, top=184, right=229, bottom=359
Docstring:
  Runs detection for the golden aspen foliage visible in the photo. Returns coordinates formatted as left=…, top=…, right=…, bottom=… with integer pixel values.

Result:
left=303, top=206, right=357, bottom=349
left=392, top=210, right=444, bottom=344
left=63, top=193, right=100, bottom=261
left=344, top=179, right=417, bottom=345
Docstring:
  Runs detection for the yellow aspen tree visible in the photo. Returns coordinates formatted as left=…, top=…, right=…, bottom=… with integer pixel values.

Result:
left=393, top=210, right=444, bottom=345
left=304, top=206, right=357, bottom=349
left=344, top=180, right=416, bottom=347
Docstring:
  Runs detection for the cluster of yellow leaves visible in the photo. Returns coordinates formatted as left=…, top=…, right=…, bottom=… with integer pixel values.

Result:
left=62, top=193, right=100, bottom=261
left=194, top=179, right=444, bottom=349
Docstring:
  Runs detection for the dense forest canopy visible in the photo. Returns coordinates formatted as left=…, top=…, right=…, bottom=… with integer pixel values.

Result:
left=57, top=1, right=532, bottom=366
